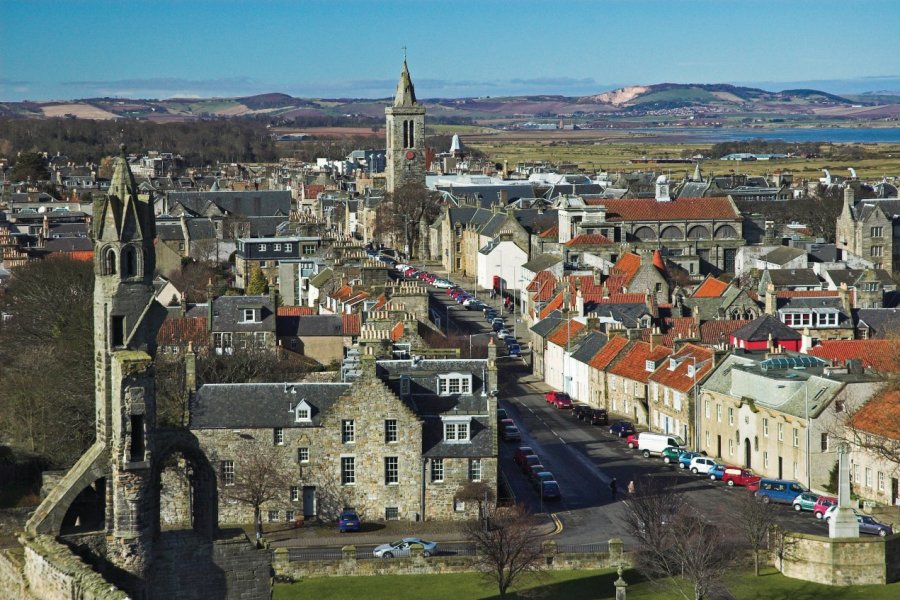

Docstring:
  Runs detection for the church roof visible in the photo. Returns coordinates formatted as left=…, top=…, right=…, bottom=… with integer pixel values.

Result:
left=730, top=314, right=801, bottom=342
left=393, top=60, right=417, bottom=107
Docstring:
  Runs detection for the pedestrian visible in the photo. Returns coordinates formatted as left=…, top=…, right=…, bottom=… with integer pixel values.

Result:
left=609, top=477, right=617, bottom=500
left=627, top=480, right=635, bottom=495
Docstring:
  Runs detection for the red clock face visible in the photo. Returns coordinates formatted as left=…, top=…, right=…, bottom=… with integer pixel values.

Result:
left=405, top=150, right=415, bottom=160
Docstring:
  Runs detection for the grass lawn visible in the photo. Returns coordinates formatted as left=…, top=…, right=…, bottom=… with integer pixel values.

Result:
left=274, top=567, right=900, bottom=600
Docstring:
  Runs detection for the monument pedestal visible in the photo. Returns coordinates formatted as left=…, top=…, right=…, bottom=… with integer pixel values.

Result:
left=828, top=507, right=859, bottom=538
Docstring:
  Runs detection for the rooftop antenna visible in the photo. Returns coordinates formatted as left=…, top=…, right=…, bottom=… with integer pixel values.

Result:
left=402, top=45, right=407, bottom=62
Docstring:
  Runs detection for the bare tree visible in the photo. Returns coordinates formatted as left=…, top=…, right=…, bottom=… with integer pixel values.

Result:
left=374, top=183, right=442, bottom=258
left=217, top=440, right=294, bottom=544
left=624, top=476, right=736, bottom=600
left=734, top=491, right=777, bottom=576
left=455, top=481, right=496, bottom=524
left=463, top=503, right=546, bottom=599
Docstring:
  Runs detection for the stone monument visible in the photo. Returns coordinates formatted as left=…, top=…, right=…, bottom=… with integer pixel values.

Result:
left=828, top=442, right=859, bottom=538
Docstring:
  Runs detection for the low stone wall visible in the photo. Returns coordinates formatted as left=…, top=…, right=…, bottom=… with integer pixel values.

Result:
left=776, top=531, right=896, bottom=586
left=272, top=538, right=631, bottom=579
left=0, top=546, right=28, bottom=600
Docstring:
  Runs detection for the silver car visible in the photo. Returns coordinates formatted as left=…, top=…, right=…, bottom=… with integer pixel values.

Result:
left=372, top=537, right=438, bottom=558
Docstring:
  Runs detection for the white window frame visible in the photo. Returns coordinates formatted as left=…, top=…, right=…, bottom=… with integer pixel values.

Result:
left=763, top=418, right=769, bottom=437
left=298, top=447, right=309, bottom=463
left=222, top=460, right=235, bottom=486
left=865, top=467, right=872, bottom=488
left=384, top=456, right=399, bottom=485
left=290, top=486, right=299, bottom=501
left=285, top=243, right=293, bottom=252
left=431, top=458, right=444, bottom=483
left=728, top=406, right=733, bottom=426
left=385, top=419, right=398, bottom=443
left=274, top=243, right=282, bottom=251
left=268, top=510, right=278, bottom=522
left=437, top=373, right=472, bottom=396
left=342, top=419, right=355, bottom=443
left=259, top=244, right=267, bottom=252
left=793, top=428, right=799, bottom=447
left=443, top=418, right=471, bottom=443
left=242, top=308, right=258, bottom=323
left=878, top=471, right=885, bottom=491
left=341, top=456, right=355, bottom=485
left=469, top=459, right=482, bottom=482
left=777, top=422, right=784, bottom=442
left=295, top=401, right=311, bottom=423
left=717, top=404, right=722, bottom=423
left=274, top=427, right=284, bottom=445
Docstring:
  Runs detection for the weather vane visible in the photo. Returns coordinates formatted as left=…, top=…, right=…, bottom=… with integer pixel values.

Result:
left=402, top=46, right=407, bottom=62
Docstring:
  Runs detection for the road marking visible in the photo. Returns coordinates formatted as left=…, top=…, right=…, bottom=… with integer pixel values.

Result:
left=549, top=513, right=563, bottom=535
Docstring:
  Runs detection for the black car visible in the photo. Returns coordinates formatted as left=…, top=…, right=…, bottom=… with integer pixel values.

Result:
left=572, top=404, right=591, bottom=420
left=497, top=408, right=509, bottom=421
left=588, top=408, right=609, bottom=426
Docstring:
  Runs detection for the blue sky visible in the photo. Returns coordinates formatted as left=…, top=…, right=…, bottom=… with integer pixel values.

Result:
left=2, top=0, right=899, bottom=101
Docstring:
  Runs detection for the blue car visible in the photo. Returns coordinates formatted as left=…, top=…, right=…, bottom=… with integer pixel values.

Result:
left=755, top=479, right=808, bottom=505
left=677, top=451, right=702, bottom=470
left=609, top=421, right=635, bottom=438
left=708, top=464, right=727, bottom=480
left=338, top=509, right=361, bottom=532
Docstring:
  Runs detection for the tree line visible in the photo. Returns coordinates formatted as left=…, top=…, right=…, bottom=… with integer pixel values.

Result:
left=0, top=117, right=277, bottom=166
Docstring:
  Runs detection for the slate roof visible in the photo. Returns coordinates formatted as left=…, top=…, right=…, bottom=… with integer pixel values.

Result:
left=247, top=216, right=290, bottom=237
left=699, top=319, right=752, bottom=345
left=530, top=312, right=564, bottom=338
left=277, top=314, right=343, bottom=337
left=825, top=269, right=894, bottom=289
left=765, top=268, right=821, bottom=288
left=423, top=416, right=494, bottom=458
left=43, top=237, right=93, bottom=252
left=156, top=222, right=184, bottom=241
left=376, top=359, right=492, bottom=415
left=210, top=295, right=276, bottom=332
left=854, top=308, right=900, bottom=338
left=761, top=246, right=806, bottom=265
left=570, top=331, right=609, bottom=365
left=730, top=314, right=801, bottom=342
left=191, top=383, right=352, bottom=428
left=167, top=190, right=292, bottom=218
left=522, top=254, right=563, bottom=273
left=592, top=303, right=653, bottom=328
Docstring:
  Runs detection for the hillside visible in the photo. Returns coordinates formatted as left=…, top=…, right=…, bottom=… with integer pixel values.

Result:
left=0, top=83, right=884, bottom=124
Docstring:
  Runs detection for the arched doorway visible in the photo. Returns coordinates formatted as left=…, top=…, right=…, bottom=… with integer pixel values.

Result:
left=150, top=434, right=218, bottom=540
left=60, top=477, right=106, bottom=534
left=744, top=438, right=752, bottom=469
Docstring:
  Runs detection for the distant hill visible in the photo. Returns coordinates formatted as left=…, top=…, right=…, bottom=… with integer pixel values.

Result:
left=0, top=82, right=880, bottom=123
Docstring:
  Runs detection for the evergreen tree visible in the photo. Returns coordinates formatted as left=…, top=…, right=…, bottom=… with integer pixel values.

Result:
left=245, top=267, right=268, bottom=295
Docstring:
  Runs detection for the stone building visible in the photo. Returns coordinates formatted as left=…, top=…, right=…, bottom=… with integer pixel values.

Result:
left=647, top=344, right=715, bottom=448
left=698, top=352, right=883, bottom=492
left=845, top=389, right=900, bottom=506
left=189, top=351, right=498, bottom=524
left=835, top=187, right=897, bottom=272
left=385, top=60, right=426, bottom=194
left=14, top=147, right=270, bottom=600
left=604, top=341, right=672, bottom=426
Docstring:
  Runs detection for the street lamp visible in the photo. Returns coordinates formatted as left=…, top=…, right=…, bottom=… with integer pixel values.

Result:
left=805, top=384, right=811, bottom=490
left=468, top=332, right=494, bottom=358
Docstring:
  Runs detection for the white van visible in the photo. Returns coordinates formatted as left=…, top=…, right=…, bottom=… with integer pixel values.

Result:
left=637, top=432, right=686, bottom=458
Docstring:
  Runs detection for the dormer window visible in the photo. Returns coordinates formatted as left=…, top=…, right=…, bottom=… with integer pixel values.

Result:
left=444, top=417, right=471, bottom=443
left=258, top=244, right=267, bottom=252
left=242, top=308, right=260, bottom=323
left=645, top=360, right=658, bottom=372
left=437, top=373, right=472, bottom=396
left=294, top=400, right=312, bottom=423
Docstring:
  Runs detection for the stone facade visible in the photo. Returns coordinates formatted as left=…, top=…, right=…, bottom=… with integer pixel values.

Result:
left=777, top=531, right=900, bottom=585
left=385, top=61, right=426, bottom=194
left=835, top=187, right=896, bottom=272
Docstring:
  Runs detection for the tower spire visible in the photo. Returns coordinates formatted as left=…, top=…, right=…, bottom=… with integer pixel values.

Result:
left=394, top=58, right=417, bottom=107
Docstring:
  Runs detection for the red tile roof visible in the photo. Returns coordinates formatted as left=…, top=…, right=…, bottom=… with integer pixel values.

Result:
left=588, top=335, right=630, bottom=370
left=649, top=344, right=715, bottom=392
left=538, top=293, right=564, bottom=320
left=157, top=316, right=208, bottom=348
left=699, top=319, right=752, bottom=345
left=528, top=271, right=558, bottom=302
left=547, top=320, right=585, bottom=347
left=563, top=233, right=614, bottom=247
left=372, top=293, right=388, bottom=310
left=277, top=306, right=316, bottom=316
left=587, top=197, right=740, bottom=221
left=606, top=252, right=642, bottom=291
left=342, top=313, right=361, bottom=336
left=849, top=389, right=900, bottom=440
left=390, top=321, right=404, bottom=342
left=640, top=317, right=699, bottom=347
left=538, top=225, right=559, bottom=239
left=808, top=340, right=899, bottom=373
left=60, top=250, right=94, bottom=262
left=608, top=341, right=672, bottom=383
left=693, top=276, right=729, bottom=298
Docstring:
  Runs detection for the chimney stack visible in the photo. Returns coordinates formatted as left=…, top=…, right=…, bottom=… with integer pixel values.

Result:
left=765, top=283, right=777, bottom=315
left=838, top=282, right=852, bottom=314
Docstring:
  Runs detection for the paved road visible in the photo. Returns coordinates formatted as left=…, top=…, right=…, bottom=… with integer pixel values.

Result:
left=288, top=541, right=475, bottom=561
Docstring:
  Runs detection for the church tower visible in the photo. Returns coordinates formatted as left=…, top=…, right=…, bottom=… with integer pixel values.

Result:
left=92, top=144, right=160, bottom=589
left=385, top=59, right=426, bottom=194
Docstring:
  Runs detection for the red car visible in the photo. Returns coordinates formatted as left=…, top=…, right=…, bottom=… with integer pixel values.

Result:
left=625, top=434, right=639, bottom=449
left=545, top=391, right=570, bottom=406
left=721, top=467, right=760, bottom=487
left=513, top=446, right=535, bottom=468
left=813, top=496, right=838, bottom=520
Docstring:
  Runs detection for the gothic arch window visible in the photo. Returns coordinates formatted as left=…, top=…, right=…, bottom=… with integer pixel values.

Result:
left=714, top=225, right=738, bottom=239
left=103, top=247, right=117, bottom=275
left=687, top=226, right=710, bottom=240
left=123, top=246, right=137, bottom=278
left=660, top=226, right=683, bottom=240
left=632, top=226, right=656, bottom=241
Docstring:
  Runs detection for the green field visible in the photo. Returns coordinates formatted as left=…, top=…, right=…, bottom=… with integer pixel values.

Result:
left=274, top=568, right=900, bottom=600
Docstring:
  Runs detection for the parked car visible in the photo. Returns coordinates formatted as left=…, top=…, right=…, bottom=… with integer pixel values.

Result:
left=373, top=538, right=437, bottom=558
left=572, top=404, right=591, bottom=420
left=500, top=418, right=515, bottom=431
left=823, top=507, right=893, bottom=536
left=813, top=496, right=838, bottom=520
left=609, top=421, right=635, bottom=437
left=513, top=446, right=535, bottom=467
left=521, top=454, right=542, bottom=473
left=501, top=425, right=521, bottom=442
left=587, top=408, right=609, bottom=426
left=792, top=492, right=820, bottom=512
left=496, top=329, right=510, bottom=340
left=528, top=464, right=547, bottom=481
left=721, top=467, right=760, bottom=487
left=661, top=446, right=683, bottom=464
left=638, top=432, right=686, bottom=458
left=545, top=391, right=570, bottom=405
left=338, top=509, right=360, bottom=533
left=754, top=479, right=808, bottom=505
left=708, top=464, right=735, bottom=481
left=507, top=344, right=522, bottom=357
left=496, top=408, right=509, bottom=421
left=625, top=434, right=640, bottom=449
left=531, top=471, right=555, bottom=491
left=550, top=394, right=573, bottom=409
left=677, top=451, right=703, bottom=469
left=540, top=480, right=562, bottom=500
left=689, top=456, right=719, bottom=475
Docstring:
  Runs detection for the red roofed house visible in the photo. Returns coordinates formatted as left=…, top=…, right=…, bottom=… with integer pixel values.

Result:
left=606, top=340, right=672, bottom=426
left=648, top=344, right=716, bottom=446
left=729, top=314, right=802, bottom=352
left=587, top=335, right=632, bottom=410
left=847, top=389, right=900, bottom=506
left=807, top=339, right=899, bottom=373
left=605, top=252, right=670, bottom=305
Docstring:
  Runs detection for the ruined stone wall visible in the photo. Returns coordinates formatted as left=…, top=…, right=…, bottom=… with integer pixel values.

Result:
left=777, top=532, right=890, bottom=586
left=424, top=456, right=498, bottom=520
left=159, top=465, right=193, bottom=529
